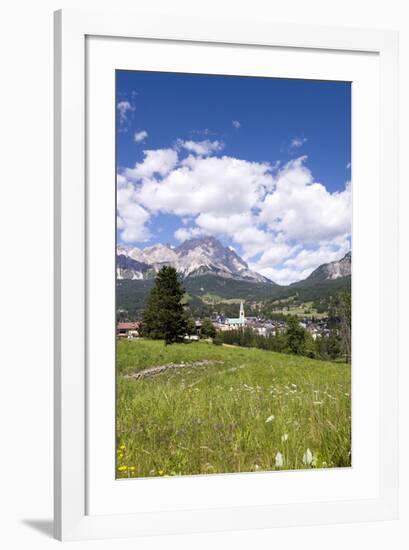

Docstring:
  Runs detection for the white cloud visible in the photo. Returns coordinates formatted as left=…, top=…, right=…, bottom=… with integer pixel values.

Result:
left=117, top=194, right=151, bottom=243
left=125, top=149, right=178, bottom=180
left=232, top=120, right=241, bottom=129
left=134, top=130, right=148, bottom=142
left=117, top=175, right=151, bottom=243
left=250, top=238, right=350, bottom=285
left=121, top=153, right=274, bottom=257
left=193, top=212, right=272, bottom=257
left=255, top=243, right=302, bottom=269
left=176, top=139, right=224, bottom=156
left=136, top=155, right=273, bottom=218
left=174, top=226, right=207, bottom=242
left=259, top=157, right=351, bottom=243
left=284, top=240, right=350, bottom=271
left=117, top=149, right=351, bottom=284
left=117, top=174, right=128, bottom=188
left=290, top=137, right=307, bottom=149
left=117, top=101, right=134, bottom=125
left=255, top=265, right=313, bottom=286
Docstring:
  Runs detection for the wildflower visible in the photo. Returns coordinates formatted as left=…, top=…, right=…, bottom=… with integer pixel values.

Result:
left=119, top=444, right=126, bottom=451
left=129, top=466, right=135, bottom=471
left=281, top=433, right=289, bottom=442
left=265, top=415, right=275, bottom=423
left=117, top=465, right=127, bottom=472
left=303, top=448, right=313, bottom=466
left=275, top=452, right=284, bottom=467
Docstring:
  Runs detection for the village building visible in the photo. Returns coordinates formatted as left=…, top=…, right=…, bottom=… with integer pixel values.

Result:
left=213, top=301, right=247, bottom=331
left=117, top=321, right=141, bottom=338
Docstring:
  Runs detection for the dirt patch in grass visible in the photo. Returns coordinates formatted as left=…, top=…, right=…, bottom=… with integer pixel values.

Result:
left=124, top=360, right=224, bottom=380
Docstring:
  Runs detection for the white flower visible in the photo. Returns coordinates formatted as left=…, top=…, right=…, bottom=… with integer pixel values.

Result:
left=275, top=452, right=284, bottom=467
left=303, top=448, right=313, bottom=466
left=265, top=415, right=275, bottom=423
left=281, top=433, right=289, bottom=442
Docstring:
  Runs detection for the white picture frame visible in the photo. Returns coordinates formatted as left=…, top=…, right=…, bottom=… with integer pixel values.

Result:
left=54, top=8, right=399, bottom=541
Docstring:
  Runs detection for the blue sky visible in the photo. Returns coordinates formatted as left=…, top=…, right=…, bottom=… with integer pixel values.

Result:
left=116, top=70, right=351, bottom=284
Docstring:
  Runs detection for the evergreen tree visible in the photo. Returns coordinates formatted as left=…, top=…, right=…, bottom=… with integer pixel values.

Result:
left=335, top=290, right=351, bottom=363
left=303, top=331, right=316, bottom=359
left=200, top=318, right=216, bottom=338
left=285, top=315, right=306, bottom=355
left=141, top=287, right=163, bottom=339
left=186, top=316, right=197, bottom=336
left=326, top=331, right=342, bottom=359
left=142, top=266, right=187, bottom=344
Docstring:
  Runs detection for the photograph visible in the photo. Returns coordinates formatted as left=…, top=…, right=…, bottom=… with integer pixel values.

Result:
left=115, top=70, right=352, bottom=479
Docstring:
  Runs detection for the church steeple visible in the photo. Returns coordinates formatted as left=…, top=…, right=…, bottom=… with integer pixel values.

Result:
left=239, top=300, right=245, bottom=324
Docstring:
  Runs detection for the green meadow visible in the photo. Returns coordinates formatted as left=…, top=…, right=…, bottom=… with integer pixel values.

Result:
left=116, top=339, right=351, bottom=478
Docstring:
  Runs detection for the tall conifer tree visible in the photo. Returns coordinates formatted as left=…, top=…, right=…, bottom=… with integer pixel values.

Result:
left=143, top=266, right=187, bottom=344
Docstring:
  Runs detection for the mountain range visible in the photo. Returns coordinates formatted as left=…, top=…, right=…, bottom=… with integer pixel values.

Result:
left=303, top=251, right=351, bottom=283
left=117, top=236, right=272, bottom=283
left=116, top=237, right=351, bottom=285
left=117, top=238, right=351, bottom=319
left=117, top=236, right=351, bottom=287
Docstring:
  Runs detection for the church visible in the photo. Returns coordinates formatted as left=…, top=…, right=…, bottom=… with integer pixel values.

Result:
left=225, top=301, right=246, bottom=327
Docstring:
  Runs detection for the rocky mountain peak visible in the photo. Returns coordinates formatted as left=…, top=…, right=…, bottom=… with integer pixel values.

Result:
left=306, top=251, right=351, bottom=282
left=117, top=236, right=271, bottom=283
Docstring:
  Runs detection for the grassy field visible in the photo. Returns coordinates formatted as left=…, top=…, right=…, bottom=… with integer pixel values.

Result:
left=200, top=293, right=242, bottom=305
left=268, top=300, right=328, bottom=319
left=116, top=339, right=351, bottom=478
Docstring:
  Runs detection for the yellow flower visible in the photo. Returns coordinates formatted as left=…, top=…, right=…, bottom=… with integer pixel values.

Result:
left=129, top=466, right=136, bottom=471
left=119, top=444, right=126, bottom=450
left=117, top=465, right=128, bottom=472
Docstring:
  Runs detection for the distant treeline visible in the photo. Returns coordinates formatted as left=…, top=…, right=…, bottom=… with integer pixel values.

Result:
left=216, top=291, right=351, bottom=363
left=116, top=274, right=351, bottom=321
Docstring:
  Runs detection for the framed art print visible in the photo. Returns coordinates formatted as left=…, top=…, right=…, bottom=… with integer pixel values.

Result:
left=114, top=71, right=352, bottom=479
left=54, top=9, right=399, bottom=541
